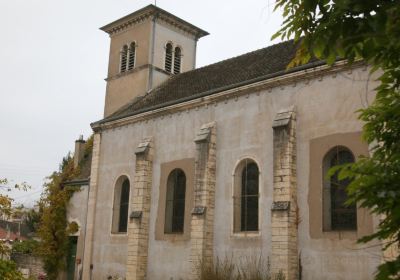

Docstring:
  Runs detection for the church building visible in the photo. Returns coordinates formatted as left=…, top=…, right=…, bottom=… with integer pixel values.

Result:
left=66, top=4, right=386, bottom=280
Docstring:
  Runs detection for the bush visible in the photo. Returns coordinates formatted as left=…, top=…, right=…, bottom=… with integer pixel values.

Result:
left=12, top=239, right=39, bottom=255
left=0, top=259, right=24, bottom=280
left=199, top=255, right=285, bottom=280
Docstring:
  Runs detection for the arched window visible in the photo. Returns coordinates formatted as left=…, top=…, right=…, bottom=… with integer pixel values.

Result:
left=173, top=47, right=182, bottom=74
left=233, top=159, right=259, bottom=232
left=112, top=176, right=130, bottom=233
left=120, top=45, right=128, bottom=73
left=127, top=42, right=136, bottom=70
left=164, top=169, right=186, bottom=233
left=165, top=43, right=173, bottom=73
left=323, top=146, right=357, bottom=231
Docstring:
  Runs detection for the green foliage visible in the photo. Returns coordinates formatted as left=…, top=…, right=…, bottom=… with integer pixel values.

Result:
left=12, top=239, right=40, bottom=255
left=37, top=152, right=82, bottom=280
left=274, top=0, right=400, bottom=279
left=199, top=255, right=285, bottom=280
left=0, top=259, right=24, bottom=280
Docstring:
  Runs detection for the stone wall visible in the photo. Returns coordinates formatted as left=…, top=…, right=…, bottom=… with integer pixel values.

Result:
left=11, top=253, right=45, bottom=279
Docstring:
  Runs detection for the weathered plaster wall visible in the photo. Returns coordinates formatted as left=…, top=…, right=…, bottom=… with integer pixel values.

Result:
left=67, top=184, right=89, bottom=279
left=91, top=67, right=381, bottom=279
left=153, top=21, right=197, bottom=72
left=107, top=21, right=152, bottom=77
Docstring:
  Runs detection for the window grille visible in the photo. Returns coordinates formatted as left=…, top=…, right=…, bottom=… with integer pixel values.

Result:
left=164, top=169, right=186, bottom=233
left=128, top=42, right=136, bottom=70
left=165, top=43, right=173, bottom=73
left=325, top=146, right=357, bottom=230
left=120, top=45, right=128, bottom=73
left=173, top=47, right=182, bottom=74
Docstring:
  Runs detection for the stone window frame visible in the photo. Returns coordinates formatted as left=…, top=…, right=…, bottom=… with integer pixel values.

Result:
left=110, top=174, right=131, bottom=235
left=231, top=156, right=262, bottom=238
left=155, top=158, right=194, bottom=241
left=308, top=132, right=373, bottom=240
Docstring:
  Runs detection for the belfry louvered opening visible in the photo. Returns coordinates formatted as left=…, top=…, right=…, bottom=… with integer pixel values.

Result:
left=173, top=47, right=182, bottom=74
left=165, top=43, right=173, bottom=73
left=120, top=45, right=128, bottom=73
left=128, top=42, right=136, bottom=70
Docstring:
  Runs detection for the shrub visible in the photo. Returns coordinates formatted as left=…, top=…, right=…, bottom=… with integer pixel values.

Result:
left=0, top=259, right=24, bottom=280
left=12, top=239, right=39, bottom=255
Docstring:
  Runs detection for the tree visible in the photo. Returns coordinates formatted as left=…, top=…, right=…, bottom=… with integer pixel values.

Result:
left=273, top=0, right=400, bottom=279
left=36, top=152, right=80, bottom=280
left=0, top=179, right=28, bottom=280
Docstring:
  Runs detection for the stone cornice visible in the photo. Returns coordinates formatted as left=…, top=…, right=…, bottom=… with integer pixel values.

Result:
left=105, top=64, right=172, bottom=82
left=92, top=61, right=366, bottom=133
left=100, top=5, right=209, bottom=39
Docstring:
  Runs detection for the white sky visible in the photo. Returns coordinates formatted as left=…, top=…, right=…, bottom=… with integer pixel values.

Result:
left=0, top=0, right=283, bottom=207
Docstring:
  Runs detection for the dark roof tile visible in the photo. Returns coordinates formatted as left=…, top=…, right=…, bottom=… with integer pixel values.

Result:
left=95, top=40, right=322, bottom=125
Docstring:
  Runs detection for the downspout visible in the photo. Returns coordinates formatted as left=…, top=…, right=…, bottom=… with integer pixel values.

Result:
left=147, top=12, right=158, bottom=92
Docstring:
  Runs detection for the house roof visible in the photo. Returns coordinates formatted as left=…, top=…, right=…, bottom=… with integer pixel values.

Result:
left=93, top=40, right=323, bottom=126
left=0, top=220, right=29, bottom=241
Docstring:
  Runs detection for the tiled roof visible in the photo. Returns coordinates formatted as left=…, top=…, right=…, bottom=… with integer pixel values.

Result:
left=95, top=40, right=322, bottom=125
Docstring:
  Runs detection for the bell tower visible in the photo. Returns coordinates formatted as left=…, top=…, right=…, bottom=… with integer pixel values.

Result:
left=101, top=5, right=209, bottom=117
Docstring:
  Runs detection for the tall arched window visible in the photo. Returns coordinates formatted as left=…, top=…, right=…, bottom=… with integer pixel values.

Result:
left=173, top=47, right=182, bottom=74
left=120, top=45, right=128, bottom=73
left=128, top=42, right=136, bottom=70
left=164, top=169, right=186, bottom=233
left=112, top=176, right=130, bottom=233
left=165, top=43, right=173, bottom=73
left=234, top=159, right=259, bottom=232
left=323, top=146, right=357, bottom=231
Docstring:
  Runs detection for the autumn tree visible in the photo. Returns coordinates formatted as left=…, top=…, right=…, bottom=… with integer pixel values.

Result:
left=273, top=0, right=400, bottom=278
left=36, top=152, right=80, bottom=280
left=0, top=179, right=27, bottom=280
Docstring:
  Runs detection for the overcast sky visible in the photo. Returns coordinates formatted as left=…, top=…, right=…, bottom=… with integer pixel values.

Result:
left=0, top=0, right=283, bottom=207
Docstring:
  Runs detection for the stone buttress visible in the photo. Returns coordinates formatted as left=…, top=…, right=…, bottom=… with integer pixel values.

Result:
left=271, top=108, right=298, bottom=279
left=189, top=122, right=217, bottom=279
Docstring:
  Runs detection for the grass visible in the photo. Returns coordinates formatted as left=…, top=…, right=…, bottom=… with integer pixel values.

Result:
left=199, top=255, right=285, bottom=280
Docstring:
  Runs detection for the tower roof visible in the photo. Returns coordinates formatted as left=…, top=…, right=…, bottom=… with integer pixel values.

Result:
left=100, top=4, right=209, bottom=38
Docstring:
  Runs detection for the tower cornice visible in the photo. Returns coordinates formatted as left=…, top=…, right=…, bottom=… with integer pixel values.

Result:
left=100, top=4, right=209, bottom=39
